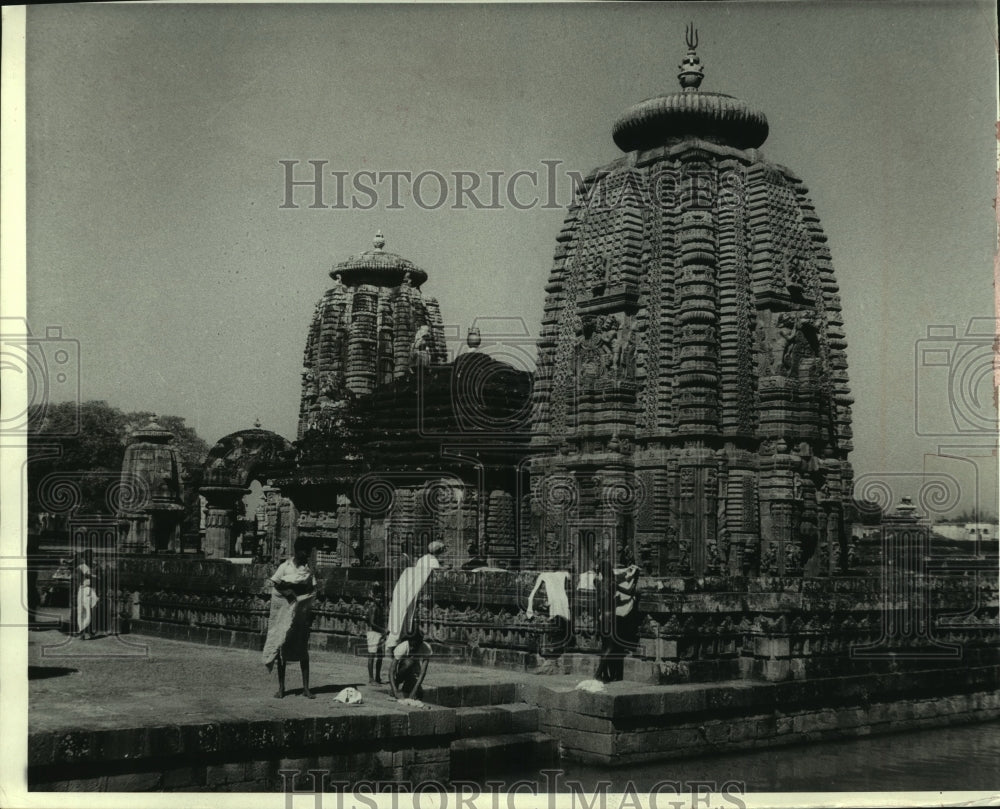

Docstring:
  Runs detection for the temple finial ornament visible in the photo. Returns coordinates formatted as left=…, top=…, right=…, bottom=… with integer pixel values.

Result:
left=254, top=416, right=262, bottom=429
left=678, top=23, right=704, bottom=91
left=685, top=22, right=698, bottom=51
left=373, top=230, right=386, bottom=250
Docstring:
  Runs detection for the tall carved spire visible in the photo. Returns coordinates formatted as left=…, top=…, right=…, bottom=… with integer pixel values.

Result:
left=532, top=44, right=853, bottom=577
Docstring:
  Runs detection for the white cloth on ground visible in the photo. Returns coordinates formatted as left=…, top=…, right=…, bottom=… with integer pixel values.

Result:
left=526, top=571, right=571, bottom=621
left=384, top=553, right=441, bottom=651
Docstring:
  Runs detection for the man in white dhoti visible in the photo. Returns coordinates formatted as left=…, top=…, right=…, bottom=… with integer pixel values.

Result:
left=385, top=540, right=447, bottom=697
left=262, top=544, right=317, bottom=698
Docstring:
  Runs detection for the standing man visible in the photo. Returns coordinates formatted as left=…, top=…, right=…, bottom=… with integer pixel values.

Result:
left=385, top=540, right=448, bottom=694
left=594, top=563, right=641, bottom=683
left=263, top=543, right=317, bottom=699
left=365, top=582, right=387, bottom=684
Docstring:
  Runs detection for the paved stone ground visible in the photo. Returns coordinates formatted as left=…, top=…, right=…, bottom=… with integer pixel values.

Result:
left=28, top=627, right=603, bottom=734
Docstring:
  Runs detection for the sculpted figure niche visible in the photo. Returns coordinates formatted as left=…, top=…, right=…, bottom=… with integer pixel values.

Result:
left=409, top=325, right=433, bottom=372
left=757, top=310, right=820, bottom=378
left=611, top=315, right=636, bottom=381
left=588, top=254, right=621, bottom=296
left=574, top=313, right=637, bottom=390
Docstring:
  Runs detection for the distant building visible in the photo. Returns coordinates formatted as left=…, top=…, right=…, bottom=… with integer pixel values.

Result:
left=933, top=522, right=998, bottom=543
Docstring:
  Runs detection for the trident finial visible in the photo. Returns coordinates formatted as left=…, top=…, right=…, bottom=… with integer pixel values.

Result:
left=685, top=23, right=698, bottom=52
left=678, top=24, right=704, bottom=91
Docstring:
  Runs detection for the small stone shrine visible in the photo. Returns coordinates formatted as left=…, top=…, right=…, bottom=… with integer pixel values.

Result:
left=118, top=418, right=186, bottom=553
left=529, top=27, right=853, bottom=578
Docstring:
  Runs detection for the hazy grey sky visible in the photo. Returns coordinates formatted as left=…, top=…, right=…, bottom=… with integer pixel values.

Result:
left=23, top=2, right=998, bottom=515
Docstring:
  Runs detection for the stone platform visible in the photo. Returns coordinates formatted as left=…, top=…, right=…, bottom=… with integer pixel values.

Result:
left=27, top=629, right=554, bottom=791
left=28, top=628, right=1000, bottom=791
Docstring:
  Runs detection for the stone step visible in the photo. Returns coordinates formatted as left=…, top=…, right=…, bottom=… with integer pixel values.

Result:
left=420, top=681, right=519, bottom=707
left=450, top=732, right=559, bottom=782
left=453, top=704, right=539, bottom=738
left=622, top=656, right=741, bottom=684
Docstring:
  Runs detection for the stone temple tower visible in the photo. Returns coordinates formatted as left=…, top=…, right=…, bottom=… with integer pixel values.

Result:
left=118, top=417, right=185, bottom=553
left=298, top=232, right=447, bottom=439
left=530, top=29, right=853, bottom=578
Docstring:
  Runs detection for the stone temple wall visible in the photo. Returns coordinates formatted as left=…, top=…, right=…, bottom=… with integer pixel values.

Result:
left=113, top=557, right=998, bottom=685
left=288, top=486, right=518, bottom=570
left=530, top=140, right=853, bottom=580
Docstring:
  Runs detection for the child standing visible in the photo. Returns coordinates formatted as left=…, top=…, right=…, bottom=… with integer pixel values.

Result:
left=365, top=582, right=387, bottom=684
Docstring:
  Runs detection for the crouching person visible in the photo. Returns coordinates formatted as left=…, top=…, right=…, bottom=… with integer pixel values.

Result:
left=389, top=629, right=432, bottom=699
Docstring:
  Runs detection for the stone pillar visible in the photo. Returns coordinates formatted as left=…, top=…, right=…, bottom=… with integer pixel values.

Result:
left=674, top=196, right=720, bottom=435
left=596, top=464, right=634, bottom=566
left=486, top=489, right=515, bottom=566
left=346, top=289, right=378, bottom=396
left=432, top=484, right=471, bottom=567
left=758, top=441, right=802, bottom=576
left=675, top=447, right=717, bottom=576
left=366, top=517, right=386, bottom=566
left=723, top=449, right=759, bottom=575
left=279, top=498, right=297, bottom=559
left=710, top=448, right=729, bottom=575
left=336, top=497, right=362, bottom=566
left=123, top=514, right=151, bottom=553
left=203, top=508, right=232, bottom=558
left=200, top=485, right=247, bottom=559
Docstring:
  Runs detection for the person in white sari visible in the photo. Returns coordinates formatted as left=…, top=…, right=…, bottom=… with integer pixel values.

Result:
left=262, top=544, right=317, bottom=698
left=75, top=550, right=98, bottom=639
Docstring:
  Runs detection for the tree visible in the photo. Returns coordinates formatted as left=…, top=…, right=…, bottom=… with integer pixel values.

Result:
left=28, top=400, right=210, bottom=519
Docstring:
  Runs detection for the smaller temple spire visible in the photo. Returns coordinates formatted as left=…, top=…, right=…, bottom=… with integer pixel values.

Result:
left=373, top=230, right=386, bottom=251
left=678, top=23, right=704, bottom=91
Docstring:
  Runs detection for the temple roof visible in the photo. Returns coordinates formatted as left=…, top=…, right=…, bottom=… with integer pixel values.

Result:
left=612, top=26, right=769, bottom=153
left=128, top=417, right=175, bottom=445
left=330, top=231, right=429, bottom=288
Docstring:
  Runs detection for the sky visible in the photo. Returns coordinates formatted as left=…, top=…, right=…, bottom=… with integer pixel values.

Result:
left=20, top=1, right=999, bottom=517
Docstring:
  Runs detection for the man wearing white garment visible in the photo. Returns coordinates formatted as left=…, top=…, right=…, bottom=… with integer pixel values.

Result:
left=385, top=540, right=448, bottom=696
